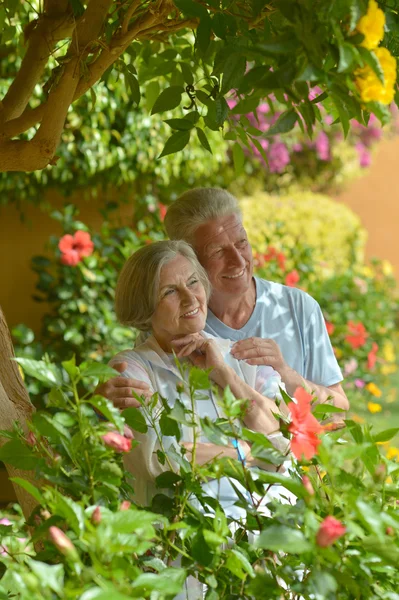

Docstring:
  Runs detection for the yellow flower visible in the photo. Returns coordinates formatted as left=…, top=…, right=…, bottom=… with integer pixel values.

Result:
left=382, top=260, right=394, bottom=277
left=366, top=382, right=383, bottom=398
left=356, top=0, right=385, bottom=50
left=355, top=47, right=397, bottom=105
left=386, top=447, right=399, bottom=461
left=381, top=364, right=398, bottom=376
left=382, top=341, right=396, bottom=363
left=351, top=413, right=365, bottom=423
left=367, top=401, right=382, bottom=413
left=362, top=265, right=374, bottom=278
left=334, top=347, right=343, bottom=359
left=386, top=476, right=393, bottom=484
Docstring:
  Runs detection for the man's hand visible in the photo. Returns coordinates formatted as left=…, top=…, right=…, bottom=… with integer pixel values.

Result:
left=231, top=337, right=289, bottom=375
left=96, top=362, right=153, bottom=409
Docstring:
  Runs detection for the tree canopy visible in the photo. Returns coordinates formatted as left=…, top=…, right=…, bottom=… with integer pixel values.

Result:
left=1, top=0, right=399, bottom=172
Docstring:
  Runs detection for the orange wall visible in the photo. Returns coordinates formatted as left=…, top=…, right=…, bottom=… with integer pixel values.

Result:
left=335, top=135, right=399, bottom=279
left=1, top=138, right=398, bottom=334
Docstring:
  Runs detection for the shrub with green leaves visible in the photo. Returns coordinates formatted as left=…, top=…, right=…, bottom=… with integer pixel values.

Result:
left=1, top=358, right=399, bottom=598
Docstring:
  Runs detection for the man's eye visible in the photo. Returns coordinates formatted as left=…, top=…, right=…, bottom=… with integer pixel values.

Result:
left=237, top=239, right=248, bottom=248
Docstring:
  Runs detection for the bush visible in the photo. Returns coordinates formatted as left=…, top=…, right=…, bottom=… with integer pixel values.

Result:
left=1, top=359, right=399, bottom=599
left=241, top=191, right=367, bottom=278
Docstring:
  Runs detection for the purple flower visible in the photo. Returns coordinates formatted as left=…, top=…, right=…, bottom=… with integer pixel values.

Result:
left=292, top=142, right=303, bottom=152
left=355, top=378, right=365, bottom=388
left=356, top=142, right=372, bottom=168
left=268, top=141, right=290, bottom=173
left=315, top=131, right=330, bottom=161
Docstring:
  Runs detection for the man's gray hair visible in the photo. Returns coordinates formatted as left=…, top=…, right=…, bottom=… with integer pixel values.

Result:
left=115, top=240, right=211, bottom=331
left=164, top=187, right=242, bottom=243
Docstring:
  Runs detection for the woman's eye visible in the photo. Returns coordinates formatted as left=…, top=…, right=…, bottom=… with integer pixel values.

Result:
left=164, top=289, right=175, bottom=296
left=189, top=279, right=198, bottom=286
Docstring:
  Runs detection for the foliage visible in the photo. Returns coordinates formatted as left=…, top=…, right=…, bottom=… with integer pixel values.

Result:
left=1, top=0, right=399, bottom=172
left=241, top=191, right=367, bottom=277
left=2, top=359, right=399, bottom=598
left=228, top=95, right=399, bottom=196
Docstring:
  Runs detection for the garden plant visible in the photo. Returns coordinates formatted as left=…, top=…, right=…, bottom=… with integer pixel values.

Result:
left=1, top=357, right=399, bottom=599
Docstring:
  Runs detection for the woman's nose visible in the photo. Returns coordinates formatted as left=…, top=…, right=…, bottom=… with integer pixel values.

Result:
left=181, top=288, right=196, bottom=305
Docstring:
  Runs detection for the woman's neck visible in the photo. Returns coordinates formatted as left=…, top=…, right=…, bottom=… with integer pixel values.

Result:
left=208, top=279, right=256, bottom=330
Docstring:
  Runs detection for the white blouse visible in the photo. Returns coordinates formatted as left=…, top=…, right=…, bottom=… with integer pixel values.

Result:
left=110, top=332, right=290, bottom=510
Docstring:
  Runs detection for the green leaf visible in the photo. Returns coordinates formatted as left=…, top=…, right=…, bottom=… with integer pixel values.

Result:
left=159, top=413, right=181, bottom=440
left=158, top=130, right=191, bottom=158
left=151, top=86, right=184, bottom=115
left=196, top=15, right=212, bottom=55
left=196, top=127, right=213, bottom=153
left=28, top=561, right=64, bottom=596
left=131, top=568, right=186, bottom=595
left=338, top=43, right=358, bottom=72
left=233, top=143, right=245, bottom=174
left=200, top=417, right=230, bottom=446
left=121, top=407, right=148, bottom=434
left=180, top=62, right=194, bottom=85
left=145, top=80, right=160, bottom=112
left=164, top=118, right=194, bottom=131
left=87, top=395, right=125, bottom=433
left=373, top=428, right=399, bottom=443
left=0, top=439, right=37, bottom=470
left=312, top=404, right=346, bottom=416
left=50, top=489, right=85, bottom=536
left=32, top=412, right=71, bottom=440
left=155, top=471, right=182, bottom=488
left=80, top=586, right=133, bottom=600
left=265, top=109, right=297, bottom=136
left=221, top=54, right=247, bottom=94
left=61, top=356, right=79, bottom=380
left=67, top=0, right=84, bottom=17
left=358, top=47, right=384, bottom=83
left=80, top=362, right=119, bottom=379
left=225, top=548, right=255, bottom=580
left=13, top=358, right=62, bottom=387
left=250, top=468, right=306, bottom=498
left=189, top=367, right=211, bottom=389
left=255, top=525, right=312, bottom=553
left=124, top=69, right=141, bottom=106
left=10, top=477, right=45, bottom=505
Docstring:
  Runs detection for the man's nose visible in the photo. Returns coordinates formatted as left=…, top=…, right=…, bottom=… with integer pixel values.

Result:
left=226, top=246, right=245, bottom=266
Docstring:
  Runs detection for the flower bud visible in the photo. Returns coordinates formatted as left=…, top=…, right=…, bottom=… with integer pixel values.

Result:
left=102, top=432, right=132, bottom=453
left=302, top=475, right=314, bottom=496
left=26, top=431, right=37, bottom=446
left=40, top=509, right=51, bottom=520
left=49, top=526, right=78, bottom=560
left=120, top=500, right=131, bottom=511
left=316, top=516, right=346, bottom=548
left=91, top=506, right=101, bottom=525
left=386, top=526, right=395, bottom=536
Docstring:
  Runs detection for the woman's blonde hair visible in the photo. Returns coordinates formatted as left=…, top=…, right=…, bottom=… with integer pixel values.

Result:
left=164, top=187, right=242, bottom=243
left=115, top=240, right=211, bottom=331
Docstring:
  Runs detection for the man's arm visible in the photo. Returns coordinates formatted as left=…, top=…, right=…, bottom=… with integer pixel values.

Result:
left=231, top=338, right=349, bottom=411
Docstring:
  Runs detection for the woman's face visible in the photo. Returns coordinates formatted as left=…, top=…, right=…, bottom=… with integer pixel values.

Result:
left=151, top=254, right=208, bottom=348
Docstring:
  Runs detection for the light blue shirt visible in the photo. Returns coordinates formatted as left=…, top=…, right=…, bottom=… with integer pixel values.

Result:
left=205, top=277, right=343, bottom=387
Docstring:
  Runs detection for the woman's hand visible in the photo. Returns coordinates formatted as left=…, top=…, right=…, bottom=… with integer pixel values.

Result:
left=171, top=334, right=229, bottom=383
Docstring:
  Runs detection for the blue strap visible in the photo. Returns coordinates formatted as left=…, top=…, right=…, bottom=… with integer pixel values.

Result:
left=231, top=438, right=246, bottom=466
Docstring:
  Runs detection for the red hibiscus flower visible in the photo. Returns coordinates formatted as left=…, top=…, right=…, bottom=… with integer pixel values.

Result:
left=285, top=269, right=300, bottom=287
left=102, top=432, right=132, bottom=453
left=58, top=230, right=94, bottom=266
left=277, top=252, right=286, bottom=271
left=325, top=321, right=335, bottom=336
left=264, top=246, right=278, bottom=261
left=367, top=342, right=379, bottom=370
left=288, top=387, right=323, bottom=460
left=316, top=516, right=346, bottom=547
left=345, top=320, right=368, bottom=349
left=159, top=203, right=167, bottom=222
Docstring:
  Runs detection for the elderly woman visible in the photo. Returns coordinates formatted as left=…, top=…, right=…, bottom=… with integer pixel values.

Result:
left=110, top=240, right=290, bottom=510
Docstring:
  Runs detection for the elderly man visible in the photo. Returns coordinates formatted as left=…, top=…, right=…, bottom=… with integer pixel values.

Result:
left=101, top=187, right=349, bottom=412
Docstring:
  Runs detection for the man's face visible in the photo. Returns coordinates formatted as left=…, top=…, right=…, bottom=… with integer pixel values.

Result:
left=193, top=213, right=253, bottom=299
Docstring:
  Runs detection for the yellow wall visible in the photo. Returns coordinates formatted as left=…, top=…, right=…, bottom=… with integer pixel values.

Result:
left=1, top=136, right=398, bottom=334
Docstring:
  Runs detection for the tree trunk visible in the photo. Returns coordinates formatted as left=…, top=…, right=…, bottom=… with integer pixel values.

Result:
left=0, top=306, right=38, bottom=519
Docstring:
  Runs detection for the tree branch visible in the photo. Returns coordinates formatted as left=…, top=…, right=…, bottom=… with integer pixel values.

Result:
left=0, top=11, right=75, bottom=122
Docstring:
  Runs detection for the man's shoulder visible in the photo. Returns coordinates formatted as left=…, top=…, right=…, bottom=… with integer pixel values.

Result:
left=255, top=277, right=318, bottom=309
